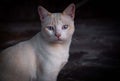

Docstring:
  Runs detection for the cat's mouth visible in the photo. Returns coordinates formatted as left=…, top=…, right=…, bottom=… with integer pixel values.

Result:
left=57, top=38, right=62, bottom=41
left=55, top=38, right=63, bottom=42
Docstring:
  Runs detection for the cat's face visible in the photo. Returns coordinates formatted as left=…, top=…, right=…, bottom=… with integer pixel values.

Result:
left=38, top=4, right=75, bottom=43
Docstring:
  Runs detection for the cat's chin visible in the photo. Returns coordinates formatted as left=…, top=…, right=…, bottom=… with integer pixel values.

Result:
left=50, top=38, right=65, bottom=44
left=55, top=39, right=63, bottom=43
left=53, top=41, right=64, bottom=44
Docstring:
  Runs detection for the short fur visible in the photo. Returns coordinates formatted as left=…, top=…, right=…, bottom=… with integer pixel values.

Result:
left=0, top=3, right=75, bottom=81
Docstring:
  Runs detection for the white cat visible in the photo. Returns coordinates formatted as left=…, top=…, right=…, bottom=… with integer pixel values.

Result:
left=0, top=3, right=75, bottom=81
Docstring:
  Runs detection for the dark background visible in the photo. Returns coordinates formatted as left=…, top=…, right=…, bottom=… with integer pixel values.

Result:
left=0, top=0, right=120, bottom=81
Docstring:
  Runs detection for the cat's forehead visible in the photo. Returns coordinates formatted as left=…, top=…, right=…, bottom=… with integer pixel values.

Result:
left=44, top=13, right=73, bottom=26
left=51, top=13, right=61, bottom=19
left=50, top=13, right=62, bottom=24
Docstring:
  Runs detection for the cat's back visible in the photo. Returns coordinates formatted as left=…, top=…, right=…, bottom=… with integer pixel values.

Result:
left=1, top=41, right=35, bottom=56
left=0, top=41, right=36, bottom=64
left=0, top=41, right=37, bottom=81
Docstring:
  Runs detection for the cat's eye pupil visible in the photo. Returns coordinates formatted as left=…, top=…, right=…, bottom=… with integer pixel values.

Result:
left=47, top=26, right=54, bottom=30
left=62, top=25, right=68, bottom=30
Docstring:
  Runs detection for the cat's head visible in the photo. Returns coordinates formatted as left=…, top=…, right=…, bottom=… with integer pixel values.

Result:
left=38, top=3, right=75, bottom=43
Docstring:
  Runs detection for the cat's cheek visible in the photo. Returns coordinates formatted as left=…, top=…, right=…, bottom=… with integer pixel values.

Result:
left=68, top=26, right=75, bottom=35
left=60, top=35, right=66, bottom=41
left=44, top=28, right=52, bottom=37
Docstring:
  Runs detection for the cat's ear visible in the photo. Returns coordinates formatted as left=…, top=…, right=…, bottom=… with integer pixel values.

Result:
left=38, top=6, right=51, bottom=21
left=63, top=3, right=75, bottom=20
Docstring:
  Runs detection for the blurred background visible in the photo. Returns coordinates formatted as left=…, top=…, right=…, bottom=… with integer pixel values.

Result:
left=0, top=0, right=120, bottom=81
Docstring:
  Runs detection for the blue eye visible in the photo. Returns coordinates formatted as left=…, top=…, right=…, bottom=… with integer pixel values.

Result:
left=47, top=26, right=54, bottom=31
left=62, top=25, right=68, bottom=30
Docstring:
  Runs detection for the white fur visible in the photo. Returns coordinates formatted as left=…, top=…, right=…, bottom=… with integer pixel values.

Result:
left=30, top=33, right=71, bottom=81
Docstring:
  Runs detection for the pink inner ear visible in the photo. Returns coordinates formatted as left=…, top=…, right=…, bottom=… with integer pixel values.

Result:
left=63, top=4, right=75, bottom=19
left=38, top=8, right=44, bottom=20
left=70, top=6, right=75, bottom=18
left=41, top=15, right=44, bottom=20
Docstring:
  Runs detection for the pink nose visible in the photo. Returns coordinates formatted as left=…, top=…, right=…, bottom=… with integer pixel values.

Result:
left=55, top=33, right=61, bottom=38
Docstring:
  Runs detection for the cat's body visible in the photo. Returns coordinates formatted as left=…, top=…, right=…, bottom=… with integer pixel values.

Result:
left=0, top=3, right=75, bottom=81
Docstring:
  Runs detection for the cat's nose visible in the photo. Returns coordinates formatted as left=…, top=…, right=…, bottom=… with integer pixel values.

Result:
left=55, top=33, right=61, bottom=38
